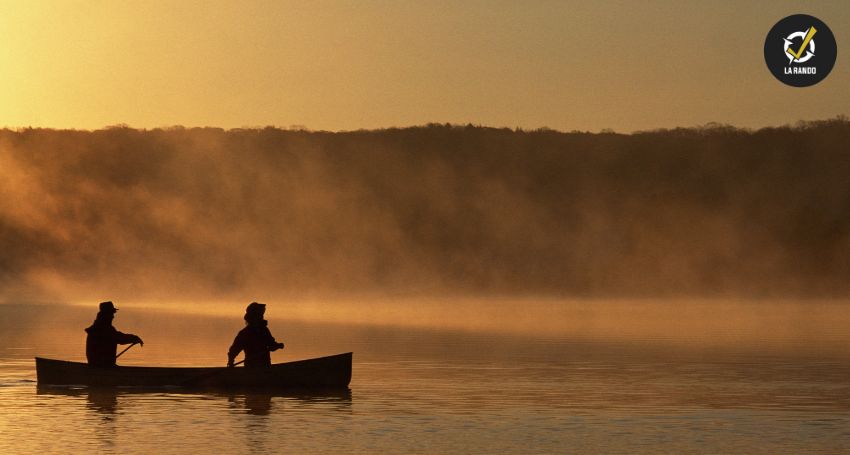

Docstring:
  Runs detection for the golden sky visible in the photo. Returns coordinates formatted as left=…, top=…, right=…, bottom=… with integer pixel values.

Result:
left=0, top=0, right=847, bottom=132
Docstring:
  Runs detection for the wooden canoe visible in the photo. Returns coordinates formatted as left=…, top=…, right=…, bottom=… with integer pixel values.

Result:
left=35, top=352, right=352, bottom=388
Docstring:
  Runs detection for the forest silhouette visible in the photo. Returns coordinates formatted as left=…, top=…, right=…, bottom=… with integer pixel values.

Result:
left=1, top=118, right=848, bottom=301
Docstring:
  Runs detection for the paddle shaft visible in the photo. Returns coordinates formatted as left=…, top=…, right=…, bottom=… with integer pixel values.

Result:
left=115, top=342, right=137, bottom=359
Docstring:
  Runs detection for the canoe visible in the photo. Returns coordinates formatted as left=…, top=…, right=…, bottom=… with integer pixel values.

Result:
left=35, top=352, right=352, bottom=388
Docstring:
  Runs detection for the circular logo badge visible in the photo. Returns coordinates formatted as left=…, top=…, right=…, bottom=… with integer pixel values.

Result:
left=764, top=14, right=837, bottom=87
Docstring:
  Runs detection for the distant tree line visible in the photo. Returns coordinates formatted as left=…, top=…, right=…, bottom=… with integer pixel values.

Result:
left=1, top=117, right=848, bottom=300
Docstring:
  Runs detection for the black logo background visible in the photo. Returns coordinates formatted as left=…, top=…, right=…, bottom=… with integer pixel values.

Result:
left=764, top=14, right=837, bottom=87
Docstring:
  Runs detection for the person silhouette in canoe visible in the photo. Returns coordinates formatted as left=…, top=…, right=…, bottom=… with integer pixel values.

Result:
left=85, top=301, right=144, bottom=367
left=227, top=302, right=284, bottom=368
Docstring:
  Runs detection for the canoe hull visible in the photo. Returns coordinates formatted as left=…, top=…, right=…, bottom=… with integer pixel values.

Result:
left=35, top=353, right=352, bottom=388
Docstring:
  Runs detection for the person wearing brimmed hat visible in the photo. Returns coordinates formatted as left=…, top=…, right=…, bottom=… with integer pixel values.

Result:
left=227, top=302, right=284, bottom=368
left=84, top=301, right=144, bottom=367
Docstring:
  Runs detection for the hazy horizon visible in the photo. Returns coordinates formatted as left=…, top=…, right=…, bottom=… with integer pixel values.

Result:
left=2, top=116, right=848, bottom=134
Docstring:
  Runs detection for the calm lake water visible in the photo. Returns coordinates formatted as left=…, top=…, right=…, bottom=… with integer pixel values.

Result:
left=2, top=303, right=850, bottom=454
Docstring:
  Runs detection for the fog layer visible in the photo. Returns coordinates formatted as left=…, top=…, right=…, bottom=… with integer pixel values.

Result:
left=1, top=120, right=849, bottom=304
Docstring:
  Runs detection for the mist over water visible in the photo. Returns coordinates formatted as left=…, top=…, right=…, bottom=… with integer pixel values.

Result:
left=1, top=119, right=849, bottom=334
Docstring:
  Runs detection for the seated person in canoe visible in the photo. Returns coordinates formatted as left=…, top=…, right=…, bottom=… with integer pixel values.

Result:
left=85, top=301, right=144, bottom=367
left=227, top=302, right=284, bottom=368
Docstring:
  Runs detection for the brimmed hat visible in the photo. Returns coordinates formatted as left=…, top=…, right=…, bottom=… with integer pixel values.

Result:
left=99, top=301, right=118, bottom=313
left=245, top=301, right=266, bottom=314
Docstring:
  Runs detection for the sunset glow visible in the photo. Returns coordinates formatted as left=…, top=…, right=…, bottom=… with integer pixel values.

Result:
left=1, top=1, right=847, bottom=132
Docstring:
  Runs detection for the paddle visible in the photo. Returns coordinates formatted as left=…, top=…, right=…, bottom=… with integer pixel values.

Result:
left=115, top=342, right=138, bottom=360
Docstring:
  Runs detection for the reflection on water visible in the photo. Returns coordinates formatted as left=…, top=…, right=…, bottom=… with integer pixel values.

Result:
left=37, top=385, right=353, bottom=417
left=87, top=388, right=119, bottom=415
left=25, top=385, right=354, bottom=453
left=2, top=303, right=850, bottom=453
left=234, top=393, right=271, bottom=416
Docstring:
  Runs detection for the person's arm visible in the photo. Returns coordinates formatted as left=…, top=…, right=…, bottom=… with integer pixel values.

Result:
left=227, top=331, right=245, bottom=367
left=114, top=329, right=143, bottom=346
left=263, top=327, right=285, bottom=351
